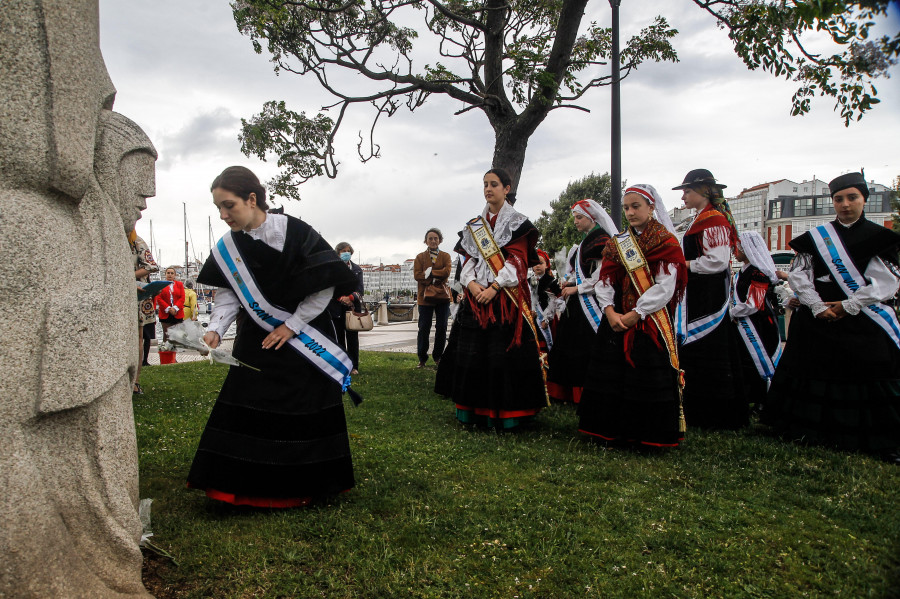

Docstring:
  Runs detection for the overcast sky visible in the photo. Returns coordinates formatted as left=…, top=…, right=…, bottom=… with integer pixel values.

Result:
left=99, top=1, right=900, bottom=269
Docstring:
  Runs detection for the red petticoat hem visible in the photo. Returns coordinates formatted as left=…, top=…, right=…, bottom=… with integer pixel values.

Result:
left=547, top=383, right=582, bottom=404
left=455, top=404, right=541, bottom=419
left=577, top=429, right=682, bottom=448
left=187, top=483, right=348, bottom=508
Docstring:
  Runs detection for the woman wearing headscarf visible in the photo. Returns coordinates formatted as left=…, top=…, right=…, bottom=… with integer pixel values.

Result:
left=578, top=185, right=687, bottom=447
left=673, top=169, right=747, bottom=430
left=434, top=168, right=545, bottom=429
left=730, top=231, right=782, bottom=413
left=546, top=199, right=618, bottom=403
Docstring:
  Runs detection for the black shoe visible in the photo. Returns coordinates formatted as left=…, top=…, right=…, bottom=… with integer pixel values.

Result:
left=132, top=383, right=144, bottom=395
left=416, top=362, right=426, bottom=369
left=881, top=450, right=900, bottom=465
left=141, top=361, right=150, bottom=366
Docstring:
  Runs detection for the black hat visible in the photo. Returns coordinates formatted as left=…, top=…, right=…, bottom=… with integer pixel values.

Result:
left=672, top=168, right=727, bottom=191
left=828, top=172, right=869, bottom=201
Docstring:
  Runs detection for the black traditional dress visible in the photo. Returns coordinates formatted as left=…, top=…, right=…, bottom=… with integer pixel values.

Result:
left=730, top=264, right=781, bottom=411
left=764, top=215, right=900, bottom=454
left=530, top=270, right=562, bottom=354
left=578, top=218, right=688, bottom=447
left=678, top=205, right=747, bottom=429
left=188, top=214, right=359, bottom=507
left=434, top=202, right=546, bottom=429
left=546, top=226, right=611, bottom=403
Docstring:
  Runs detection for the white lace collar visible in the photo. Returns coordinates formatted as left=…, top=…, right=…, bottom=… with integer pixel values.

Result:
left=460, top=201, right=528, bottom=257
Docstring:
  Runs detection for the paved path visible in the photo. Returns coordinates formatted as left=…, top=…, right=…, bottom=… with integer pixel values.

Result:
left=143, top=321, right=424, bottom=366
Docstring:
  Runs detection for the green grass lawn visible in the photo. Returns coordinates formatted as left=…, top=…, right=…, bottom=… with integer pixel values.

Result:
left=135, top=352, right=900, bottom=598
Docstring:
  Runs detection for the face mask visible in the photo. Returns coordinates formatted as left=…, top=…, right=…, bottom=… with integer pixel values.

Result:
left=340, top=252, right=352, bottom=262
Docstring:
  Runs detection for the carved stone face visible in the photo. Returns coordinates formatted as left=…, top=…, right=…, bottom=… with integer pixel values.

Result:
left=117, top=151, right=156, bottom=232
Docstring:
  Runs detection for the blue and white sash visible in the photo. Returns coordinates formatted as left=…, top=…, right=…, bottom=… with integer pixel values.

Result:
left=213, top=233, right=355, bottom=392
left=530, top=282, right=553, bottom=349
left=809, top=223, right=900, bottom=350
left=731, top=273, right=782, bottom=385
left=573, top=244, right=603, bottom=332
left=675, top=274, right=731, bottom=346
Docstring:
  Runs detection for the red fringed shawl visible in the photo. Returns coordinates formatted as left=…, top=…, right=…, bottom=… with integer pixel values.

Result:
left=686, top=204, right=738, bottom=250
left=463, top=234, right=534, bottom=349
left=598, top=218, right=688, bottom=366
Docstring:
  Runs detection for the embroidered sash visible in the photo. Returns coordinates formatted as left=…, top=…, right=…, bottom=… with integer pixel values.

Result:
left=731, top=273, right=782, bottom=385
left=574, top=244, right=603, bottom=332
left=809, top=223, right=900, bottom=350
left=613, top=230, right=686, bottom=432
left=675, top=277, right=731, bottom=346
left=212, top=233, right=359, bottom=399
left=466, top=216, right=549, bottom=405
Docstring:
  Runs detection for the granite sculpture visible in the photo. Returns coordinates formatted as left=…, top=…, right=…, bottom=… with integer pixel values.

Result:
left=0, top=1, right=154, bottom=596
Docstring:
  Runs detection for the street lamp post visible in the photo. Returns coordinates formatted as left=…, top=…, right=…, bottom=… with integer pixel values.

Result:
left=609, top=0, right=622, bottom=225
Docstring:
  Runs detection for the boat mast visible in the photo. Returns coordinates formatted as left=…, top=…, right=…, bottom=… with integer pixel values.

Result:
left=183, top=203, right=189, bottom=280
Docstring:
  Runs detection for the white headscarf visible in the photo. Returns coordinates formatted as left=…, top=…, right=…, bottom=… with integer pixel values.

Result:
left=623, top=184, right=676, bottom=235
left=739, top=231, right=778, bottom=284
left=570, top=199, right=619, bottom=236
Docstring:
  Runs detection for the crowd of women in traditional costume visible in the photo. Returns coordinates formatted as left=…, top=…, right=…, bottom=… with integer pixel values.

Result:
left=182, top=164, right=898, bottom=515
left=545, top=200, right=617, bottom=403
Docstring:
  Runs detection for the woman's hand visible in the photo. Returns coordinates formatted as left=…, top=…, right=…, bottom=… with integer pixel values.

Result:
left=262, top=324, right=296, bottom=350
left=475, top=285, right=499, bottom=304
left=561, top=285, right=578, bottom=299
left=540, top=320, right=549, bottom=330
left=824, top=301, right=847, bottom=321
left=340, top=295, right=354, bottom=308
left=167, top=306, right=177, bottom=315
left=620, top=310, right=640, bottom=330
left=203, top=331, right=221, bottom=350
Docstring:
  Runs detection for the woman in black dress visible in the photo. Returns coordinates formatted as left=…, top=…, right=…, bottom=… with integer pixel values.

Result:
left=434, top=168, right=546, bottom=429
left=188, top=166, right=359, bottom=507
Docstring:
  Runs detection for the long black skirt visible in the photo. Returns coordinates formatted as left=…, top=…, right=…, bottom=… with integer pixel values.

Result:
left=187, top=312, right=354, bottom=506
left=679, top=272, right=747, bottom=430
left=764, top=306, right=900, bottom=454
left=578, top=320, right=683, bottom=447
left=435, top=298, right=546, bottom=428
left=547, top=299, right=597, bottom=400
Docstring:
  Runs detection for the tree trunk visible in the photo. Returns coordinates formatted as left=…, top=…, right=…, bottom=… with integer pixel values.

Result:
left=491, top=120, right=530, bottom=193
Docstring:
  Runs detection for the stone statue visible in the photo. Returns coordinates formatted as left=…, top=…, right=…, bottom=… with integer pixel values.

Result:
left=0, top=2, right=154, bottom=597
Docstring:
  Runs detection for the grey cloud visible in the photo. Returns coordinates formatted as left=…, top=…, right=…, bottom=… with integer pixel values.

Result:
left=157, top=107, right=240, bottom=169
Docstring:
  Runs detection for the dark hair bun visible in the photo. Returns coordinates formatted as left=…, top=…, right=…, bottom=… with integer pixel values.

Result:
left=210, top=166, right=268, bottom=210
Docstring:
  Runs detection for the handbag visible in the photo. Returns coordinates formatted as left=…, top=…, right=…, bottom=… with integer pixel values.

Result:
left=423, top=281, right=452, bottom=303
left=345, top=305, right=374, bottom=331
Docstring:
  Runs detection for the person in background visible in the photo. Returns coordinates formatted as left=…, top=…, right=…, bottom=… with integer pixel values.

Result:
left=190, top=165, right=359, bottom=506
left=434, top=167, right=546, bottom=429
left=131, top=231, right=158, bottom=393
left=331, top=241, right=364, bottom=375
left=764, top=171, right=900, bottom=463
left=156, top=266, right=184, bottom=341
left=673, top=168, right=746, bottom=430
left=183, top=280, right=199, bottom=321
left=414, top=228, right=453, bottom=368
left=730, top=231, right=782, bottom=414
left=530, top=249, right=562, bottom=355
